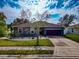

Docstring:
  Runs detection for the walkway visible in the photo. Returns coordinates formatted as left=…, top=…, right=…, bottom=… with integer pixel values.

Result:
left=10, top=37, right=47, bottom=41
left=0, top=55, right=79, bottom=59
left=0, top=37, right=8, bottom=40
left=49, top=36, right=79, bottom=57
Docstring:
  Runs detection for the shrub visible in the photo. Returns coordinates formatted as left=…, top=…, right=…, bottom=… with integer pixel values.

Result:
left=14, top=32, right=20, bottom=37
left=0, top=28, right=6, bottom=37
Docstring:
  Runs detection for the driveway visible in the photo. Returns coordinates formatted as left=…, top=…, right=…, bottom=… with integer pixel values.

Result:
left=49, top=36, right=79, bottom=57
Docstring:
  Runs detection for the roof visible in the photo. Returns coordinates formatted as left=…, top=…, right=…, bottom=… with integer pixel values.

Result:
left=12, top=18, right=30, bottom=27
left=12, top=20, right=63, bottom=28
left=73, top=24, right=79, bottom=27
left=32, top=21, right=63, bottom=27
left=70, top=24, right=79, bottom=30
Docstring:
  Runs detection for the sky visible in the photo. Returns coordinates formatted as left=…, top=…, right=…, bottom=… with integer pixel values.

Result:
left=0, top=0, right=79, bottom=24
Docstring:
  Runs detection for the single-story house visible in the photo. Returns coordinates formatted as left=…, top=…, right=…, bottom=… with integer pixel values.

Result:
left=12, top=18, right=64, bottom=37
left=64, top=24, right=79, bottom=34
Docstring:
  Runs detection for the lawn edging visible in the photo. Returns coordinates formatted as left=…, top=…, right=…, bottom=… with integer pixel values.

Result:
left=0, top=50, right=54, bottom=55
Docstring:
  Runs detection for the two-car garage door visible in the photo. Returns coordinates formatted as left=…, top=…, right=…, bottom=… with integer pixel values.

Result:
left=45, top=30, right=63, bottom=36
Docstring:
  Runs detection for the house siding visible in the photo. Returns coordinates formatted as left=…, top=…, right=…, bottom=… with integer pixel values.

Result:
left=64, top=27, right=79, bottom=34
left=73, top=29, right=79, bottom=34
left=64, top=27, right=73, bottom=34
left=12, top=20, right=64, bottom=37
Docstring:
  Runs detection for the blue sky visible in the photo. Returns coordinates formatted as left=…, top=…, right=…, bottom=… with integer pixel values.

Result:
left=0, top=0, right=79, bottom=24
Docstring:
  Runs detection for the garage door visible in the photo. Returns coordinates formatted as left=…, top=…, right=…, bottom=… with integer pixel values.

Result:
left=46, top=30, right=63, bottom=36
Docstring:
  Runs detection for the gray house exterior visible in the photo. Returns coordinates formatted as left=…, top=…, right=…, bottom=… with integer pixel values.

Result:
left=64, top=24, right=79, bottom=34
left=12, top=18, right=64, bottom=37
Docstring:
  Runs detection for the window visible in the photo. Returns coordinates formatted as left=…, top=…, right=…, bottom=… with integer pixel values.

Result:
left=19, top=29, right=22, bottom=33
left=72, top=28, right=74, bottom=32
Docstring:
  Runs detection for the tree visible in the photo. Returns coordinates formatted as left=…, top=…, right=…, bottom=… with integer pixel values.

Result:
left=59, top=14, right=76, bottom=27
left=41, top=11, right=49, bottom=21
left=36, top=11, right=49, bottom=21
left=0, top=12, right=7, bottom=37
left=32, top=11, right=49, bottom=46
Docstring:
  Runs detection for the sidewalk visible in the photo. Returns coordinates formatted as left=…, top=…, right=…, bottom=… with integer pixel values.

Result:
left=0, top=37, right=8, bottom=40
left=0, top=46, right=54, bottom=50
left=0, top=55, right=79, bottom=59
left=49, top=37, right=79, bottom=57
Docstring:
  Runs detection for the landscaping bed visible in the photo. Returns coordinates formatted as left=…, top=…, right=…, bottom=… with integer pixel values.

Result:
left=64, top=33, right=79, bottom=43
left=0, top=39, right=54, bottom=46
left=0, top=50, right=53, bottom=55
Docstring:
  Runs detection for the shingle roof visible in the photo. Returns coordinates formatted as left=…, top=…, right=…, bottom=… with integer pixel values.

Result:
left=32, top=21, right=63, bottom=27
left=12, top=20, right=63, bottom=28
left=74, top=24, right=79, bottom=29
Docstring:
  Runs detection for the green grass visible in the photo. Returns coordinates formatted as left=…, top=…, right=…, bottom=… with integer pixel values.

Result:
left=0, top=50, right=53, bottom=55
left=64, top=33, right=79, bottom=43
left=0, top=39, right=53, bottom=46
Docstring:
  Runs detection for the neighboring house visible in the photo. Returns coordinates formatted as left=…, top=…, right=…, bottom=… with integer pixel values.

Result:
left=12, top=18, right=64, bottom=37
left=64, top=27, right=74, bottom=34
left=64, top=24, right=79, bottom=34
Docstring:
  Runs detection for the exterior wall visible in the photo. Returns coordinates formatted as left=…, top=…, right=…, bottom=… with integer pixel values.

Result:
left=13, top=27, right=30, bottom=37
left=64, top=27, right=73, bottom=34
left=73, top=29, right=79, bottom=34
left=64, top=27, right=79, bottom=34
left=12, top=21, right=64, bottom=36
left=13, top=27, right=64, bottom=36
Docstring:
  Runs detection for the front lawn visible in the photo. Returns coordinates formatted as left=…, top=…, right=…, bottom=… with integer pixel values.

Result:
left=0, top=50, right=53, bottom=55
left=64, top=33, right=79, bottom=43
left=0, top=39, right=53, bottom=46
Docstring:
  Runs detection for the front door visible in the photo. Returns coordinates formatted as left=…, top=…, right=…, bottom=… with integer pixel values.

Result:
left=40, top=28, right=44, bottom=36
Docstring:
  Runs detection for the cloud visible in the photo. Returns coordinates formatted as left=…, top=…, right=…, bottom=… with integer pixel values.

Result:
left=0, top=0, right=79, bottom=24
left=45, top=3, right=56, bottom=9
left=0, top=6, right=21, bottom=24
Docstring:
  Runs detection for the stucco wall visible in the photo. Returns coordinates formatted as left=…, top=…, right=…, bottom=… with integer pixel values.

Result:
left=73, top=29, right=79, bottom=34
left=64, top=27, right=79, bottom=34
left=64, top=27, right=73, bottom=34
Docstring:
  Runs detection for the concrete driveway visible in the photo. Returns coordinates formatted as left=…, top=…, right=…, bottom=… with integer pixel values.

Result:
left=49, top=36, right=79, bottom=57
